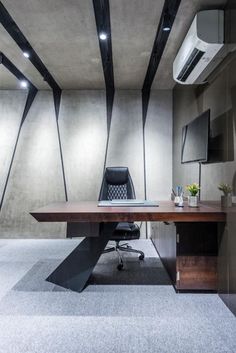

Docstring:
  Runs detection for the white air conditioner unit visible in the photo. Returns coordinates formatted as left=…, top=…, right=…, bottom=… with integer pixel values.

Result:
left=173, top=10, right=224, bottom=85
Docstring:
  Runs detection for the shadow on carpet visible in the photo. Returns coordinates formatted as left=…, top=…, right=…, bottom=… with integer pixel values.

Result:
left=13, top=255, right=171, bottom=292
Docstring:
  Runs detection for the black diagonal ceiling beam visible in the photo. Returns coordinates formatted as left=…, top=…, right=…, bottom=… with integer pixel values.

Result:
left=0, top=1, right=60, bottom=93
left=142, top=0, right=181, bottom=125
left=93, top=0, right=114, bottom=133
left=0, top=52, right=37, bottom=93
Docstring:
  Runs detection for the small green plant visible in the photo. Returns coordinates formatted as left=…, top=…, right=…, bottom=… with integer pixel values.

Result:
left=186, top=183, right=200, bottom=196
left=218, top=183, right=232, bottom=196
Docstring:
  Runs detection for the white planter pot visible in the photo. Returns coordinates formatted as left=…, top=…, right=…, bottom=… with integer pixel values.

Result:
left=188, top=196, right=198, bottom=207
left=221, top=195, right=232, bottom=208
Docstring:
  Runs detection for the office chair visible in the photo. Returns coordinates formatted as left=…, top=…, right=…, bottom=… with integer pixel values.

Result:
left=99, top=167, right=145, bottom=270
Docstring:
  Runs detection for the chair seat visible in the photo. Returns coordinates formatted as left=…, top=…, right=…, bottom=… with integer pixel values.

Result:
left=110, top=222, right=140, bottom=241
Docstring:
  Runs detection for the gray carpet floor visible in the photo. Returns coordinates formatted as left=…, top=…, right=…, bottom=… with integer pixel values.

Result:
left=0, top=239, right=235, bottom=353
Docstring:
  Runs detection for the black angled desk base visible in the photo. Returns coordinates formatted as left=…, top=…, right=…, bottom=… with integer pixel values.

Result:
left=46, top=223, right=117, bottom=292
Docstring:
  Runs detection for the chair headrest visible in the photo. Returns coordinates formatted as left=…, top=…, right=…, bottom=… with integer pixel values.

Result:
left=105, top=167, right=129, bottom=185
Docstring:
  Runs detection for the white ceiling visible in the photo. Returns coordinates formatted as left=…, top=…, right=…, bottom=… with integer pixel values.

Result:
left=0, top=0, right=228, bottom=90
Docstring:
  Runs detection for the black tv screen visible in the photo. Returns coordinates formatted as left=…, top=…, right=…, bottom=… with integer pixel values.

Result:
left=181, top=109, right=210, bottom=163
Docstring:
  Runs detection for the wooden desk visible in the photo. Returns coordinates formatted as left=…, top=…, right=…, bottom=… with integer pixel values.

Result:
left=31, top=200, right=225, bottom=223
left=31, top=201, right=226, bottom=292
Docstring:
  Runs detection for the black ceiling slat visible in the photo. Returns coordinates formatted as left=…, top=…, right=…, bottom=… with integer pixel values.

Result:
left=93, top=0, right=115, bottom=92
left=142, top=0, right=181, bottom=93
left=0, top=1, right=61, bottom=91
left=93, top=0, right=114, bottom=174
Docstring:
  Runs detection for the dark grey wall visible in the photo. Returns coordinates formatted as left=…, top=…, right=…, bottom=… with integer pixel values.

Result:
left=173, top=56, right=236, bottom=198
left=0, top=89, right=173, bottom=238
left=173, top=56, right=236, bottom=315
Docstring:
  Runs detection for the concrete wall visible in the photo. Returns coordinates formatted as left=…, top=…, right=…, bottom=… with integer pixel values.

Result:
left=0, top=91, right=66, bottom=238
left=106, top=90, right=145, bottom=198
left=59, top=90, right=107, bottom=201
left=145, top=90, right=173, bottom=200
left=0, top=91, right=27, bottom=198
left=106, top=90, right=173, bottom=236
left=0, top=89, right=173, bottom=238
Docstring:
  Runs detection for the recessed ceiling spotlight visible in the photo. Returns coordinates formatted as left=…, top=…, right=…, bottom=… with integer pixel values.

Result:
left=163, top=12, right=171, bottom=32
left=23, top=51, right=30, bottom=58
left=20, top=80, right=28, bottom=88
left=99, top=32, right=107, bottom=40
left=163, top=25, right=171, bottom=32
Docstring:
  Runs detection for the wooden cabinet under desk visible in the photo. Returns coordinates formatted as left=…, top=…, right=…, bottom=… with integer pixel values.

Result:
left=151, top=221, right=218, bottom=291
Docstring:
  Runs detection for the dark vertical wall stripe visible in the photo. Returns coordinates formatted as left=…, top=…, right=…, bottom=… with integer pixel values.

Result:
left=53, top=89, right=68, bottom=201
left=103, top=89, right=114, bottom=171
left=56, top=119, right=68, bottom=202
left=0, top=54, right=38, bottom=210
left=21, top=87, right=38, bottom=123
left=53, top=90, right=62, bottom=121
left=0, top=88, right=37, bottom=210
left=106, top=88, right=114, bottom=134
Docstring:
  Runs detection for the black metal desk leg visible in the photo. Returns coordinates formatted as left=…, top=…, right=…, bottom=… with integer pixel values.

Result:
left=46, top=222, right=116, bottom=292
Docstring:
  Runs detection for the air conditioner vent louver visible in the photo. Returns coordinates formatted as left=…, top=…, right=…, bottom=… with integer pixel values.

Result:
left=177, top=48, right=205, bottom=82
left=173, top=10, right=224, bottom=85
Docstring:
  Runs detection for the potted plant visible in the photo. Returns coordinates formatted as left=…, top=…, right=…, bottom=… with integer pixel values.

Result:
left=186, top=183, right=200, bottom=207
left=218, top=183, right=232, bottom=207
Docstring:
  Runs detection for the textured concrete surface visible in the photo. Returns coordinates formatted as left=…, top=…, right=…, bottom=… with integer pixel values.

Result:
left=0, top=239, right=235, bottom=353
left=145, top=90, right=173, bottom=200
left=1, top=0, right=104, bottom=89
left=59, top=90, right=107, bottom=201
left=1, top=0, right=227, bottom=90
left=0, top=91, right=66, bottom=237
left=0, top=25, right=50, bottom=89
left=0, top=89, right=174, bottom=238
left=110, top=0, right=164, bottom=89
left=0, top=90, right=27, bottom=196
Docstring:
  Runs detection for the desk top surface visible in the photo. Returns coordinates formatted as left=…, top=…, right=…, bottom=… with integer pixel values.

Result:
left=31, top=201, right=226, bottom=223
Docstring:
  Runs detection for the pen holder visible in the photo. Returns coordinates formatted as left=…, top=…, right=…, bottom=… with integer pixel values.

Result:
left=174, top=196, right=180, bottom=206
left=174, top=196, right=184, bottom=207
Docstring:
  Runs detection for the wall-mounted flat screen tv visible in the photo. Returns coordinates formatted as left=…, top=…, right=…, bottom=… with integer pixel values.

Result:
left=181, top=109, right=210, bottom=163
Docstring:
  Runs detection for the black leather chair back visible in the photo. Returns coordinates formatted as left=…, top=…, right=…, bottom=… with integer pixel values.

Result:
left=99, top=167, right=136, bottom=201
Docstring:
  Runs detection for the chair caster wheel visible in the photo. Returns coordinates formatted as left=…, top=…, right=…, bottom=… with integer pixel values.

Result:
left=139, top=254, right=144, bottom=260
left=117, top=263, right=123, bottom=271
